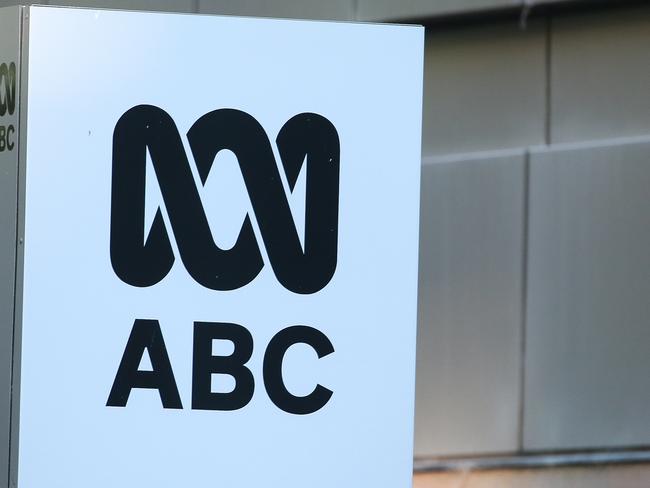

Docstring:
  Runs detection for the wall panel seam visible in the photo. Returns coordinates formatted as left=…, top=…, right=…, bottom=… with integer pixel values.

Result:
left=518, top=149, right=531, bottom=453
left=544, top=12, right=552, bottom=145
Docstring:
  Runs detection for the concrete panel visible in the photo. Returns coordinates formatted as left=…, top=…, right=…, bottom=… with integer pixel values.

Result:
left=48, top=0, right=195, bottom=12
left=414, top=463, right=650, bottom=488
left=551, top=6, right=650, bottom=143
left=0, top=1, right=47, bottom=5
left=197, top=0, right=353, bottom=20
left=357, top=0, right=516, bottom=21
left=524, top=138, right=650, bottom=450
left=422, top=21, right=546, bottom=157
left=416, top=151, right=525, bottom=457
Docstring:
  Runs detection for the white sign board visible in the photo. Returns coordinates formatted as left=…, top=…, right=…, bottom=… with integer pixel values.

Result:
left=6, top=6, right=423, bottom=487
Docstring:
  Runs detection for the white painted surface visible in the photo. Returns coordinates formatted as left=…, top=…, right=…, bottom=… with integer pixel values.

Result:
left=18, top=7, right=423, bottom=487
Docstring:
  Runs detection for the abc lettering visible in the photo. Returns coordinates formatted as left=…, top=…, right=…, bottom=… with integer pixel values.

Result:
left=0, top=62, right=16, bottom=152
left=107, top=320, right=335, bottom=415
left=108, top=106, right=339, bottom=414
left=0, top=125, right=15, bottom=152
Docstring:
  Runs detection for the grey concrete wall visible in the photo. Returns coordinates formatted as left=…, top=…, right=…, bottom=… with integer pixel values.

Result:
left=415, top=4, right=650, bottom=458
left=416, top=151, right=525, bottom=457
left=357, top=0, right=517, bottom=22
left=52, top=0, right=194, bottom=11
left=422, top=20, right=546, bottom=156
left=550, top=6, right=650, bottom=143
left=197, top=0, right=352, bottom=20
left=524, top=137, right=650, bottom=451
left=0, top=0, right=593, bottom=18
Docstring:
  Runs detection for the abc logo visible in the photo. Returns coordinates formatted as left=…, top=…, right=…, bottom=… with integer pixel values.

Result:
left=107, top=106, right=340, bottom=415
left=0, top=61, right=15, bottom=116
left=110, top=105, right=340, bottom=294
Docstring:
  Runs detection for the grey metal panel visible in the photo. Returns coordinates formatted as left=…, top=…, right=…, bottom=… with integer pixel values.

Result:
left=197, top=0, right=353, bottom=20
left=0, top=95, right=17, bottom=488
left=421, top=20, right=546, bottom=157
left=415, top=150, right=525, bottom=457
left=8, top=8, right=28, bottom=487
left=356, top=0, right=516, bottom=21
left=524, top=137, right=650, bottom=451
left=0, top=159, right=16, bottom=488
left=0, top=7, right=21, bottom=488
left=551, top=6, right=650, bottom=143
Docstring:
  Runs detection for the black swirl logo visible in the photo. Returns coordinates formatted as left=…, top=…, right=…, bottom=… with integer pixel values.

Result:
left=0, top=62, right=16, bottom=117
left=110, top=105, right=340, bottom=294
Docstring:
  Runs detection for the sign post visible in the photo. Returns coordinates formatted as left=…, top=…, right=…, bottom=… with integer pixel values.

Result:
left=0, top=6, right=423, bottom=487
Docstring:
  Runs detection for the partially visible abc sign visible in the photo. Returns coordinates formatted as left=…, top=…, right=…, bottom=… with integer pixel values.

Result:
left=16, top=7, right=424, bottom=488
left=0, top=61, right=16, bottom=151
